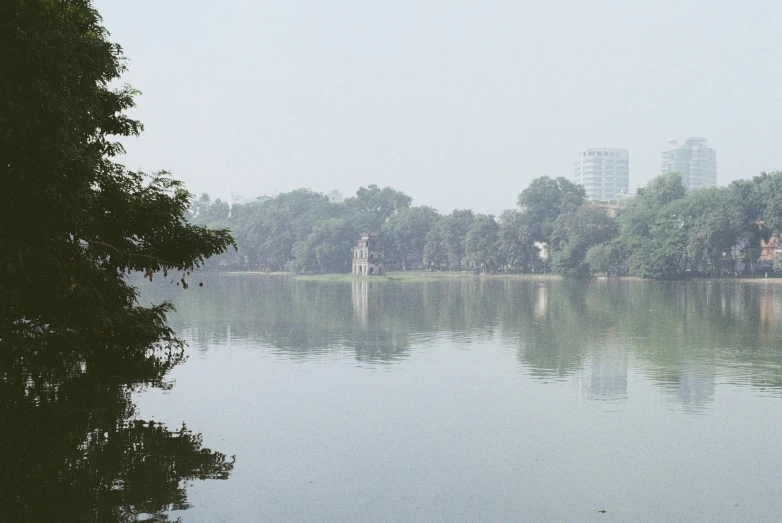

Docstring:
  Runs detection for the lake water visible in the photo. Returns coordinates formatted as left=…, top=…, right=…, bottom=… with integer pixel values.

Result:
left=105, top=276, right=782, bottom=520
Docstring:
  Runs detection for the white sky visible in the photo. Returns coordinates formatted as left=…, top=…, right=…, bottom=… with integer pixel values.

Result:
left=95, top=0, right=782, bottom=214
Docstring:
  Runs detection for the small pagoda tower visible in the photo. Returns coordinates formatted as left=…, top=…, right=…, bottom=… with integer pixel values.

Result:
left=352, top=233, right=384, bottom=275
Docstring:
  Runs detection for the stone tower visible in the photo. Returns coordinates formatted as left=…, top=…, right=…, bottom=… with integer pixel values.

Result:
left=352, top=233, right=384, bottom=275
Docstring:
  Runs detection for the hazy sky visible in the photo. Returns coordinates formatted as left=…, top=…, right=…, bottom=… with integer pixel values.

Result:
left=95, top=0, right=782, bottom=214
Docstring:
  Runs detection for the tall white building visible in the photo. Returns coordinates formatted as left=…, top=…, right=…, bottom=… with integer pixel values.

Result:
left=573, top=148, right=629, bottom=201
left=661, top=137, right=716, bottom=191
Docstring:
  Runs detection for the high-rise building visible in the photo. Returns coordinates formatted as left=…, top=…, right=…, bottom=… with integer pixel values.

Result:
left=573, top=148, right=629, bottom=201
left=661, top=137, right=716, bottom=191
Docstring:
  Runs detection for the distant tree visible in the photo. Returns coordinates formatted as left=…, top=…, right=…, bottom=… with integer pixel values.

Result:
left=306, top=218, right=355, bottom=273
left=748, top=171, right=782, bottom=236
left=617, top=173, right=688, bottom=279
left=289, top=240, right=313, bottom=274
left=0, top=0, right=234, bottom=335
left=344, top=185, right=412, bottom=233
left=189, top=193, right=213, bottom=221
left=517, top=176, right=585, bottom=242
left=347, top=184, right=413, bottom=215
left=585, top=240, right=627, bottom=276
left=550, top=205, right=617, bottom=277
left=497, top=209, right=538, bottom=271
left=441, top=210, right=476, bottom=271
left=465, top=214, right=500, bottom=271
left=725, top=176, right=774, bottom=274
left=423, top=219, right=448, bottom=269
left=188, top=193, right=230, bottom=227
left=235, top=189, right=334, bottom=270
left=669, top=187, right=748, bottom=275
left=382, top=206, right=441, bottom=269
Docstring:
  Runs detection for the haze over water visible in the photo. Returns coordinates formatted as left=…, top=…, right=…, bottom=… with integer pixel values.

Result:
left=134, top=274, right=782, bottom=522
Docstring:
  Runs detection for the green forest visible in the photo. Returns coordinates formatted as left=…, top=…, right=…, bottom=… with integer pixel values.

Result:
left=189, top=171, right=782, bottom=279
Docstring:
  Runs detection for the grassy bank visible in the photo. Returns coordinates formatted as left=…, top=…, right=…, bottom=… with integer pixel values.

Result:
left=291, top=271, right=563, bottom=283
left=292, top=271, right=460, bottom=283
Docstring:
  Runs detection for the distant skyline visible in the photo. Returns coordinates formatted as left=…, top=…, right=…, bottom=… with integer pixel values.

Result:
left=95, top=0, right=782, bottom=215
left=573, top=148, right=629, bottom=201
left=661, top=137, right=718, bottom=192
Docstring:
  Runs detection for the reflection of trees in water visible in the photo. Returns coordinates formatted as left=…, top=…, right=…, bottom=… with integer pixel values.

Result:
left=148, top=275, right=782, bottom=398
left=0, top=335, right=233, bottom=522
left=155, top=276, right=500, bottom=364
left=506, top=280, right=782, bottom=402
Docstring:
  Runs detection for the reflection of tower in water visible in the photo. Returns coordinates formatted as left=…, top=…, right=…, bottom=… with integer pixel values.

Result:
left=579, top=337, right=628, bottom=401
left=759, top=285, right=778, bottom=342
left=675, top=364, right=715, bottom=412
left=352, top=280, right=369, bottom=327
left=534, top=283, right=549, bottom=319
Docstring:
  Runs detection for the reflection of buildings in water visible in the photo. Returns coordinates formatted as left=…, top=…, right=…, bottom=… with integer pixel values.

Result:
left=578, top=340, right=628, bottom=401
left=718, top=283, right=748, bottom=323
left=352, top=280, right=369, bottom=327
left=675, top=365, right=715, bottom=412
left=534, top=283, right=549, bottom=319
left=759, top=286, right=778, bottom=342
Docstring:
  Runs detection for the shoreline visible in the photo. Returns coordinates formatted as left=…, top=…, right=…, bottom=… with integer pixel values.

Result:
left=217, top=270, right=782, bottom=284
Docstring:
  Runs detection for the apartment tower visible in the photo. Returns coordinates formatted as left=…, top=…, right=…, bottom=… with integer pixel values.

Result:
left=573, top=148, right=630, bottom=201
left=661, top=137, right=716, bottom=191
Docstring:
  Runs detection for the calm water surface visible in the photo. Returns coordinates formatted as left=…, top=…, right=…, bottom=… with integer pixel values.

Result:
left=135, top=275, right=782, bottom=522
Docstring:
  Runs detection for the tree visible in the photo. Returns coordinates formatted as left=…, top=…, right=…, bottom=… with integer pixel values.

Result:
left=616, top=173, right=688, bottom=279
left=234, top=189, right=334, bottom=270
left=550, top=205, right=618, bottom=277
left=423, top=219, right=448, bottom=269
left=517, top=176, right=585, bottom=242
left=465, top=214, right=500, bottom=271
left=0, top=0, right=234, bottom=335
left=382, top=206, right=440, bottom=270
left=670, top=187, right=748, bottom=275
left=306, top=218, right=355, bottom=273
left=344, top=184, right=412, bottom=233
left=441, top=210, right=475, bottom=271
left=585, top=240, right=627, bottom=276
left=497, top=210, right=538, bottom=272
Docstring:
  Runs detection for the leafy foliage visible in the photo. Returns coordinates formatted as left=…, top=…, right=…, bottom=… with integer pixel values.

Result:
left=0, top=0, right=234, bottom=335
left=465, top=214, right=500, bottom=271
left=550, top=205, right=618, bottom=277
left=382, top=206, right=440, bottom=270
left=190, top=170, right=782, bottom=279
left=497, top=210, right=539, bottom=272
left=517, top=176, right=586, bottom=242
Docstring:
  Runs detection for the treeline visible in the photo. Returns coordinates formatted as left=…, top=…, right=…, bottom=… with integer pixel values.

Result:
left=188, top=171, right=782, bottom=279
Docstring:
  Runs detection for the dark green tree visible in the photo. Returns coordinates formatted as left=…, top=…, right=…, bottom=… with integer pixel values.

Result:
left=585, top=240, right=627, bottom=276
left=306, top=218, right=355, bottom=273
left=517, top=176, right=586, bottom=242
left=616, top=172, right=688, bottom=279
left=497, top=209, right=538, bottom=272
left=440, top=210, right=476, bottom=271
left=550, top=205, right=618, bottom=277
left=382, top=206, right=441, bottom=270
left=465, top=214, right=500, bottom=272
left=234, top=189, right=334, bottom=270
left=189, top=193, right=230, bottom=228
left=670, top=187, right=748, bottom=275
left=344, top=184, right=412, bottom=233
left=0, top=0, right=234, bottom=335
left=423, top=218, right=448, bottom=269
